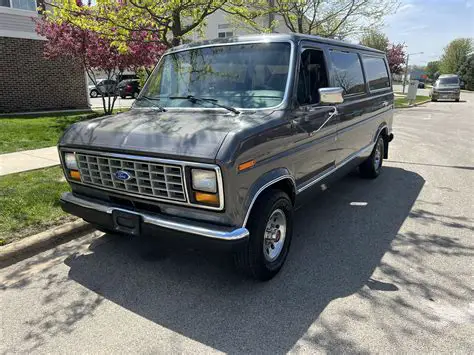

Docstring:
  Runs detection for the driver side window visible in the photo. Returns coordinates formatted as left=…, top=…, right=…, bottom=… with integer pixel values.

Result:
left=297, top=49, right=329, bottom=106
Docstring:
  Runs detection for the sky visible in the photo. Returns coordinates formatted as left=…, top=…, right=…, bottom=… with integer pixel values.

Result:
left=382, top=0, right=474, bottom=65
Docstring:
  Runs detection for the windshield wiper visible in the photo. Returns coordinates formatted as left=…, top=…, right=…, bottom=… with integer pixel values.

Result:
left=169, top=95, right=240, bottom=114
left=135, top=96, right=167, bottom=112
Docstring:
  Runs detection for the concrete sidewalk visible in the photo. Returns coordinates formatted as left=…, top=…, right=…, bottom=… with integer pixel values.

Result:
left=0, top=147, right=59, bottom=176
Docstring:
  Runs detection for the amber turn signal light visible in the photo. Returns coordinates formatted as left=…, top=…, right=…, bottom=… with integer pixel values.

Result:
left=194, top=191, right=219, bottom=205
left=70, top=170, right=81, bottom=180
left=238, top=159, right=256, bottom=171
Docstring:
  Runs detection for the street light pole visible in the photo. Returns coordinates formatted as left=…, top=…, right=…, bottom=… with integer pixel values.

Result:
left=402, top=51, right=424, bottom=94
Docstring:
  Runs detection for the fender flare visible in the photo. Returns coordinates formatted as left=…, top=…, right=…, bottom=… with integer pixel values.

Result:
left=241, top=168, right=296, bottom=227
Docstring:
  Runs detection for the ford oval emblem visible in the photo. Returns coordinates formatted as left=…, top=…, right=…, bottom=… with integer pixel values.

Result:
left=114, top=170, right=132, bottom=181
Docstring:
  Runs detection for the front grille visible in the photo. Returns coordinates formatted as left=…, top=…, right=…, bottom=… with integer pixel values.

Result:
left=436, top=88, right=458, bottom=92
left=75, top=153, right=186, bottom=202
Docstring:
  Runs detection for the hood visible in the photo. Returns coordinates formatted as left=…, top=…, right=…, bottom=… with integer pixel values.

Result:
left=60, top=108, right=269, bottom=161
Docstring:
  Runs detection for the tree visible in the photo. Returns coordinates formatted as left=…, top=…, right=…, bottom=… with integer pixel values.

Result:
left=439, top=38, right=473, bottom=74
left=458, top=55, right=474, bottom=90
left=45, top=0, right=228, bottom=47
left=35, top=19, right=166, bottom=114
left=359, top=29, right=389, bottom=51
left=230, top=0, right=400, bottom=39
left=425, top=61, right=440, bottom=81
left=386, top=43, right=405, bottom=74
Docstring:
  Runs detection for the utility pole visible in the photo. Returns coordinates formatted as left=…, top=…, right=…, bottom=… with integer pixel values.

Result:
left=402, top=54, right=410, bottom=94
left=403, top=52, right=424, bottom=94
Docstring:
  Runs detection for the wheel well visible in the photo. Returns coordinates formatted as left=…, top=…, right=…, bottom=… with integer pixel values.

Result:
left=379, top=127, right=389, bottom=159
left=268, top=178, right=296, bottom=206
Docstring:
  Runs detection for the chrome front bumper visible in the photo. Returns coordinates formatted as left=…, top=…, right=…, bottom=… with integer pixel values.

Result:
left=60, top=192, right=249, bottom=241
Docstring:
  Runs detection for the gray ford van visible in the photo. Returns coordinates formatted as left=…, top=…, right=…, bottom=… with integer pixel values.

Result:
left=59, top=34, right=394, bottom=280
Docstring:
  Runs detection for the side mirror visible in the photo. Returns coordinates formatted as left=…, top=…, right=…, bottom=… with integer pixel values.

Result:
left=319, top=87, right=344, bottom=104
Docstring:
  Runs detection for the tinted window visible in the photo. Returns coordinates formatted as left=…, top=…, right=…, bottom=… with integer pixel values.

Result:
left=439, top=77, right=459, bottom=85
left=363, top=56, right=390, bottom=90
left=330, top=51, right=365, bottom=95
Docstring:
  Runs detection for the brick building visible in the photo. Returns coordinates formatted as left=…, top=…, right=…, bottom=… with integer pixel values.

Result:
left=0, top=1, right=89, bottom=113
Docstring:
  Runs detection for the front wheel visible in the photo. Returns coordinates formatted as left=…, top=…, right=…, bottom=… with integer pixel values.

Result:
left=359, top=136, right=384, bottom=179
left=90, top=90, right=98, bottom=98
left=234, top=190, right=293, bottom=281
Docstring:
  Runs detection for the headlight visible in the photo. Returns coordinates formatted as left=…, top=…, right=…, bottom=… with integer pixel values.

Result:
left=191, top=169, right=217, bottom=193
left=64, top=152, right=78, bottom=170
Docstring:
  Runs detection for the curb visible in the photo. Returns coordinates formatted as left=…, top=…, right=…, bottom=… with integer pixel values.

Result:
left=395, top=99, right=431, bottom=109
left=0, top=219, right=94, bottom=268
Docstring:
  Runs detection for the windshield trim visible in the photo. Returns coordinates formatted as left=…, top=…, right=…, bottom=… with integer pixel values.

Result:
left=135, top=40, right=296, bottom=112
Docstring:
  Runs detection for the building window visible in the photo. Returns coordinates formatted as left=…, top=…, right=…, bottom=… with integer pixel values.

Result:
left=218, top=31, right=233, bottom=38
left=218, top=23, right=230, bottom=29
left=0, top=0, right=37, bottom=11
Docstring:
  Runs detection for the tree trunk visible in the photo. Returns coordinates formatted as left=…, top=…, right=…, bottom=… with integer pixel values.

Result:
left=297, top=16, right=304, bottom=33
left=171, top=10, right=182, bottom=46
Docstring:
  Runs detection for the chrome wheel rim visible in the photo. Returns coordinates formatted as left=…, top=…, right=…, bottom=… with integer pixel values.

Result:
left=263, top=209, right=287, bottom=262
left=374, top=140, right=383, bottom=171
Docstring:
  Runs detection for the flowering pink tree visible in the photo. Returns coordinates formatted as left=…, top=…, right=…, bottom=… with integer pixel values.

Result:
left=36, top=19, right=167, bottom=114
left=387, top=43, right=406, bottom=74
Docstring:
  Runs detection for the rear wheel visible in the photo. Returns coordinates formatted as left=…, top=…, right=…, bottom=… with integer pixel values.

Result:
left=234, top=190, right=293, bottom=281
left=90, top=90, right=98, bottom=98
left=133, top=92, right=139, bottom=99
left=359, top=135, right=384, bottom=179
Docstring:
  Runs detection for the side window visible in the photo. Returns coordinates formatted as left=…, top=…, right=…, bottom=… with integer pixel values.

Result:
left=329, top=50, right=365, bottom=95
left=362, top=56, right=390, bottom=91
left=297, top=49, right=329, bottom=105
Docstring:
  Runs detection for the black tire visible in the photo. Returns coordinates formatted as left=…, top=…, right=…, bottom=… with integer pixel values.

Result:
left=90, top=90, right=99, bottom=98
left=234, top=190, right=293, bottom=281
left=455, top=98, right=460, bottom=102
left=120, top=95, right=127, bottom=99
left=431, top=98, right=437, bottom=102
left=359, top=135, right=385, bottom=179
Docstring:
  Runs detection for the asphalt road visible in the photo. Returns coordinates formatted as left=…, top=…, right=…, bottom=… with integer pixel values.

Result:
left=1, top=92, right=473, bottom=354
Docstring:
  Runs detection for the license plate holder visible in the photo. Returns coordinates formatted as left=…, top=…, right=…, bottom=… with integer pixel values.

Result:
left=112, top=210, right=141, bottom=236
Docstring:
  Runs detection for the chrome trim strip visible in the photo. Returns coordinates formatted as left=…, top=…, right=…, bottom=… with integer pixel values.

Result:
left=136, top=39, right=296, bottom=112
left=297, top=143, right=375, bottom=194
left=60, top=148, right=225, bottom=211
left=61, top=192, right=249, bottom=241
left=242, top=175, right=297, bottom=227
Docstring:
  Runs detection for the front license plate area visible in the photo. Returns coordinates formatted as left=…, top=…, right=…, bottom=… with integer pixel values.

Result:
left=112, top=210, right=141, bottom=236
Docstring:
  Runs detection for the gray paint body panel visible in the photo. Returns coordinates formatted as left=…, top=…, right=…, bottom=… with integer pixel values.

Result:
left=59, top=34, right=394, bottom=235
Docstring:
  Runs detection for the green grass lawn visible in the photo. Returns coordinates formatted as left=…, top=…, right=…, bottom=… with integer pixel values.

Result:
left=0, top=166, right=74, bottom=245
left=0, top=111, right=99, bottom=154
left=394, top=95, right=431, bottom=108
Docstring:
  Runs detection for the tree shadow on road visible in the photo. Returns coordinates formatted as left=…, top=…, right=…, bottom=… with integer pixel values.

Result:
left=3, top=166, right=473, bottom=352
left=64, top=167, right=426, bottom=353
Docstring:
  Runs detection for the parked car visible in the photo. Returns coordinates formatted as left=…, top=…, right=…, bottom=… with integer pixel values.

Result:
left=418, top=81, right=425, bottom=88
left=118, top=79, right=140, bottom=99
left=58, top=34, right=394, bottom=280
left=431, top=74, right=461, bottom=102
left=89, top=79, right=118, bottom=98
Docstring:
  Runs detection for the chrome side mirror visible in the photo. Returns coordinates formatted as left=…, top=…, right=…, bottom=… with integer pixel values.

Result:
left=319, top=87, right=344, bottom=104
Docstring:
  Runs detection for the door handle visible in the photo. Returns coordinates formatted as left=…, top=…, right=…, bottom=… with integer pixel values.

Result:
left=309, top=107, right=338, bottom=136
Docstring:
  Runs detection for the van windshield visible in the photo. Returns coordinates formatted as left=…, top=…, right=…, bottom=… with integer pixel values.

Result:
left=438, top=77, right=459, bottom=85
left=136, top=42, right=292, bottom=109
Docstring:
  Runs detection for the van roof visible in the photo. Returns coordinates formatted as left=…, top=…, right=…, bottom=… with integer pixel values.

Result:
left=167, top=33, right=385, bottom=55
left=438, top=74, right=459, bottom=78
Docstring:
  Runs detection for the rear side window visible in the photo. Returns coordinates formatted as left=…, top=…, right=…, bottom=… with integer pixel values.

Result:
left=362, top=56, right=390, bottom=91
left=329, top=51, right=365, bottom=95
